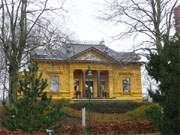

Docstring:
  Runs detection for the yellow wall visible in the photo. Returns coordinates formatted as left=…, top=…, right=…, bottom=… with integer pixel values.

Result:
left=37, top=61, right=142, bottom=101
left=112, top=64, right=142, bottom=100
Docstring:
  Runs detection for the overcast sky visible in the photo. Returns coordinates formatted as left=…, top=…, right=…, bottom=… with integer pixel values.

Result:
left=50, top=0, right=140, bottom=52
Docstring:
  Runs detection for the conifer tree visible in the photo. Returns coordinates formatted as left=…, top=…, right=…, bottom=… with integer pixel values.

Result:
left=3, top=63, right=64, bottom=132
left=146, top=36, right=180, bottom=134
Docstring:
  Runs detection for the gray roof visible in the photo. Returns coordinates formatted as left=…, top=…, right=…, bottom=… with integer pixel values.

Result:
left=32, top=43, right=141, bottom=64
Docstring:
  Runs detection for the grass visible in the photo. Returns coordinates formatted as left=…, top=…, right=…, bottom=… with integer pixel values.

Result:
left=126, top=105, right=151, bottom=120
left=62, top=107, right=127, bottom=122
left=62, top=102, right=154, bottom=122
left=0, top=101, right=159, bottom=134
left=0, top=101, right=154, bottom=123
left=60, top=101, right=159, bottom=134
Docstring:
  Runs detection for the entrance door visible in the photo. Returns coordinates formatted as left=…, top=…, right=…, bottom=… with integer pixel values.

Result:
left=85, top=80, right=93, bottom=98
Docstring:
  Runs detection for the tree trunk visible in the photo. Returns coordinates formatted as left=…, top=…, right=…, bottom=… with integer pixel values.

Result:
left=8, top=64, right=19, bottom=103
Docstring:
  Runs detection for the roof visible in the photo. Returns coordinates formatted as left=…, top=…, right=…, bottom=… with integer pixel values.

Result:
left=32, top=42, right=141, bottom=64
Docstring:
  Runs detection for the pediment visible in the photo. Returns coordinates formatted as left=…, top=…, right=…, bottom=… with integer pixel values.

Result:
left=72, top=50, right=113, bottom=63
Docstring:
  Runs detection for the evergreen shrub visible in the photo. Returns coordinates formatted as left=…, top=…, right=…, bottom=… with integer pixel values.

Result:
left=2, top=63, right=64, bottom=132
left=146, top=36, right=180, bottom=134
left=145, top=104, right=162, bottom=129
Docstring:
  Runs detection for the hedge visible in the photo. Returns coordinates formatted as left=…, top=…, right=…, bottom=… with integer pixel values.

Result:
left=68, top=100, right=149, bottom=113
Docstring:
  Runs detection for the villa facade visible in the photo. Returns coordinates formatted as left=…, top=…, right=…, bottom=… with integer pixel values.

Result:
left=32, top=42, right=143, bottom=101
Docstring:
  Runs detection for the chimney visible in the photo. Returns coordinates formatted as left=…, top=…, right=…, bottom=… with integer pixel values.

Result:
left=174, top=5, right=180, bottom=34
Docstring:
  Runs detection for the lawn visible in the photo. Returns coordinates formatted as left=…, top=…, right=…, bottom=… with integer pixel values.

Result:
left=61, top=100, right=151, bottom=122
left=0, top=101, right=159, bottom=135
left=57, top=100, right=159, bottom=134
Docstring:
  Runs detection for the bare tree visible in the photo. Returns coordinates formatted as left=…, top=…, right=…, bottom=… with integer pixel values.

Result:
left=0, top=47, right=8, bottom=103
left=0, top=0, right=67, bottom=103
left=102, top=0, right=178, bottom=53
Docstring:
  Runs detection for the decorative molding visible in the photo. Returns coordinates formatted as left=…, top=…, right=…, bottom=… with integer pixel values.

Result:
left=74, top=52, right=111, bottom=62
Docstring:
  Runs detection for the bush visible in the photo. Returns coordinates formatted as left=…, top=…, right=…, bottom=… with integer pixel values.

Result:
left=2, top=64, right=64, bottom=132
left=70, top=100, right=146, bottom=113
left=126, top=105, right=150, bottom=120
left=60, top=121, right=158, bottom=134
left=69, top=100, right=147, bottom=113
left=145, top=104, right=162, bottom=129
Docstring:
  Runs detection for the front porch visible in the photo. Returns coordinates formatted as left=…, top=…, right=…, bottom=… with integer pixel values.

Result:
left=72, top=69, right=112, bottom=99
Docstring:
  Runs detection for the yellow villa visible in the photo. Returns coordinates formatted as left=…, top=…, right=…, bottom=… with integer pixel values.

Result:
left=32, top=42, right=143, bottom=101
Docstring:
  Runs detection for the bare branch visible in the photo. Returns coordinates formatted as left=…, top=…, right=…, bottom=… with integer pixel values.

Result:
left=101, top=0, right=178, bottom=53
left=27, top=0, right=48, bottom=36
left=0, top=0, right=70, bottom=103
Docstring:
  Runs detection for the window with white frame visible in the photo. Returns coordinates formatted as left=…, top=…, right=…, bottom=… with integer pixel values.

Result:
left=50, top=76, right=59, bottom=92
left=122, top=78, right=130, bottom=93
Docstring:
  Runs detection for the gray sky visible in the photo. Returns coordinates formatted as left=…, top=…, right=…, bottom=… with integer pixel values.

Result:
left=51, top=0, right=139, bottom=52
